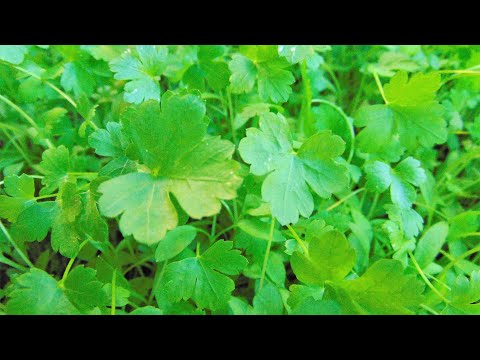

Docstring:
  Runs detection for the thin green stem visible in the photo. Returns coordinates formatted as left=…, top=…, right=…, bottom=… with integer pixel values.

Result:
left=189, top=220, right=212, bottom=227
left=437, top=70, right=480, bottom=75
left=207, top=103, right=227, bottom=117
left=232, top=199, right=239, bottom=223
left=311, top=99, right=355, bottom=163
left=1, top=129, right=34, bottom=167
left=33, top=193, right=59, bottom=200
left=439, top=244, right=480, bottom=278
left=408, top=250, right=450, bottom=304
left=367, top=193, right=379, bottom=219
left=67, top=172, right=98, bottom=178
left=111, top=269, right=117, bottom=315
left=210, top=215, right=217, bottom=241
left=413, top=202, right=448, bottom=220
left=214, top=224, right=238, bottom=240
left=202, top=93, right=225, bottom=102
left=0, top=220, right=34, bottom=268
left=195, top=228, right=211, bottom=238
left=0, top=95, right=54, bottom=149
left=0, top=254, right=28, bottom=272
left=196, top=242, right=201, bottom=257
left=420, top=303, right=439, bottom=315
left=123, top=255, right=154, bottom=275
left=148, top=260, right=168, bottom=305
left=286, top=224, right=309, bottom=255
left=299, top=59, right=312, bottom=135
left=227, top=88, right=237, bottom=145
left=323, top=63, right=341, bottom=96
left=0, top=122, right=22, bottom=132
left=0, top=94, right=39, bottom=129
left=349, top=72, right=366, bottom=114
left=59, top=239, right=89, bottom=286
left=460, top=232, right=480, bottom=238
left=13, top=65, right=77, bottom=108
left=372, top=71, right=388, bottom=104
left=220, top=200, right=235, bottom=223
left=259, top=217, right=276, bottom=290
left=326, top=187, right=365, bottom=212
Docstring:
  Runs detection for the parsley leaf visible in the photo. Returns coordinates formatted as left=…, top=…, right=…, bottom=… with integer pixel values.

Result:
left=110, top=45, right=168, bottom=104
left=98, top=93, right=242, bottom=244
left=160, top=241, right=248, bottom=310
left=239, top=112, right=349, bottom=225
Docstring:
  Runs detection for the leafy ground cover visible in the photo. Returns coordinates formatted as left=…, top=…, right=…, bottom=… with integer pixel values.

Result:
left=1, top=45, right=480, bottom=315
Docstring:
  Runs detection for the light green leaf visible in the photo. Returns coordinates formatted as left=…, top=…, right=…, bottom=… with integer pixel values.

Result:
left=253, top=282, right=284, bottom=315
left=326, top=259, right=424, bottom=314
left=0, top=174, right=35, bottom=222
left=6, top=269, right=79, bottom=315
left=10, top=202, right=58, bottom=242
left=155, top=225, right=197, bottom=262
left=229, top=54, right=257, bottom=93
left=161, top=241, right=247, bottom=310
left=0, top=45, right=28, bottom=64
left=110, top=45, right=168, bottom=104
left=98, top=94, right=242, bottom=244
left=61, top=62, right=96, bottom=96
left=414, top=222, right=448, bottom=269
left=63, top=266, right=108, bottom=312
left=291, top=230, right=356, bottom=285
left=356, top=71, right=446, bottom=154
left=239, top=112, right=348, bottom=225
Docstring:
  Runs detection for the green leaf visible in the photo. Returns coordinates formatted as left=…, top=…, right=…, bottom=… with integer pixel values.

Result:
left=239, top=112, right=348, bottom=225
left=229, top=49, right=294, bottom=103
left=447, top=212, right=479, bottom=242
left=203, top=61, right=230, bottom=91
left=98, top=94, right=242, bottom=244
left=277, top=45, right=329, bottom=65
left=6, top=269, right=78, bottom=315
left=130, top=306, right=163, bottom=315
left=51, top=181, right=82, bottom=258
left=326, top=259, right=424, bottom=314
left=98, top=173, right=176, bottom=245
left=386, top=204, right=424, bottom=240
left=257, top=62, right=295, bottom=103
left=365, top=156, right=426, bottom=208
left=442, top=271, right=480, bottom=314
left=0, top=45, right=28, bottom=64
left=61, top=62, right=96, bottom=96
left=414, top=222, right=449, bottom=269
left=229, top=55, right=257, bottom=93
left=38, top=145, right=71, bottom=194
left=63, top=266, right=108, bottom=312
left=103, top=284, right=130, bottom=307
left=287, top=284, right=324, bottom=308
left=356, top=71, right=446, bottom=154
left=110, top=45, right=168, bottom=104
left=80, top=45, right=128, bottom=62
left=160, top=241, right=248, bottom=310
left=0, top=174, right=35, bottom=222
left=10, top=202, right=58, bottom=242
left=253, top=282, right=284, bottom=315
left=237, top=218, right=285, bottom=243
left=291, top=230, right=356, bottom=285
left=89, top=122, right=129, bottom=158
left=290, top=298, right=341, bottom=315
left=79, top=191, right=108, bottom=243
left=155, top=225, right=197, bottom=262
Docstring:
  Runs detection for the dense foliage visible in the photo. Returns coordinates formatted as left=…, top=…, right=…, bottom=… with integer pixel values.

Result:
left=1, top=45, right=480, bottom=315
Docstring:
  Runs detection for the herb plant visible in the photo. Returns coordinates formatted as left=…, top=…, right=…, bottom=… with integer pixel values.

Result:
left=1, top=45, right=480, bottom=315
